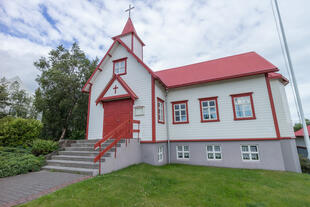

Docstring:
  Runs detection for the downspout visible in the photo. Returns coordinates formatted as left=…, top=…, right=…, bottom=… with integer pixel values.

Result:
left=165, top=88, right=171, bottom=164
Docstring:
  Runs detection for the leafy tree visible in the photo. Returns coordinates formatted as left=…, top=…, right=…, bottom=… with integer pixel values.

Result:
left=294, top=119, right=310, bottom=132
left=9, top=81, right=31, bottom=118
left=34, top=43, right=97, bottom=140
left=0, top=78, right=10, bottom=118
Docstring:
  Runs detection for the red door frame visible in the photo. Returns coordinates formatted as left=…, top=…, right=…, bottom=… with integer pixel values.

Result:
left=102, top=98, right=133, bottom=138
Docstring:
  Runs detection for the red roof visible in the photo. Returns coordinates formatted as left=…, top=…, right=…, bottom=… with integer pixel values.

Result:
left=155, top=52, right=279, bottom=88
left=295, top=125, right=310, bottom=137
left=121, top=17, right=137, bottom=34
left=268, top=72, right=289, bottom=85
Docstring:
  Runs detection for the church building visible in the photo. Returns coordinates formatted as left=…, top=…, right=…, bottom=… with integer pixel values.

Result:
left=82, top=17, right=301, bottom=173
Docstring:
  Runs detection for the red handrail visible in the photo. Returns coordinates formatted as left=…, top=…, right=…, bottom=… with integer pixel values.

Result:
left=94, top=120, right=130, bottom=149
left=94, top=119, right=140, bottom=175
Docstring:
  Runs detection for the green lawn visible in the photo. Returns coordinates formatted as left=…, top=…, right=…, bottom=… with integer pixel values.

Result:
left=20, top=164, right=310, bottom=207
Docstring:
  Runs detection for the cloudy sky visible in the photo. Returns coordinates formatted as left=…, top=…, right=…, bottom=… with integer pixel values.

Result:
left=0, top=0, right=309, bottom=123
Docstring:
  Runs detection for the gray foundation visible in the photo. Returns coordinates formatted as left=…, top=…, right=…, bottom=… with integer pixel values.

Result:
left=140, top=139, right=301, bottom=173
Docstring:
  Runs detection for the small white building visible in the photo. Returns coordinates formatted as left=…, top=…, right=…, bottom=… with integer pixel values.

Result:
left=82, top=17, right=300, bottom=172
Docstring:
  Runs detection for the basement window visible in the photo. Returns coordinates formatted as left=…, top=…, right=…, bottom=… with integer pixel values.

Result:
left=176, top=145, right=190, bottom=160
left=241, top=145, right=259, bottom=161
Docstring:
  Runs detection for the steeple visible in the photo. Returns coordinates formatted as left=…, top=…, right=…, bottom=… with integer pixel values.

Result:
left=121, top=17, right=137, bottom=35
left=112, top=17, right=145, bottom=60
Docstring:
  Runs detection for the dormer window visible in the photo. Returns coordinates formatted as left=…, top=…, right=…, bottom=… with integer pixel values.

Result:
left=113, top=58, right=127, bottom=75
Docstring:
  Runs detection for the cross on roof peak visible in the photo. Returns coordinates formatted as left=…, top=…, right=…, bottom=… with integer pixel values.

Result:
left=125, top=4, right=134, bottom=18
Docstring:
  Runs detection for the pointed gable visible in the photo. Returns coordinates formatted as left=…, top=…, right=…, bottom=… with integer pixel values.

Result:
left=95, top=75, right=138, bottom=104
left=121, top=17, right=137, bottom=35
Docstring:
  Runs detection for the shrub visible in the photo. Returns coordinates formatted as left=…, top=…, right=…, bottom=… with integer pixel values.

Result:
left=0, top=116, right=43, bottom=147
left=0, top=147, right=45, bottom=178
left=31, top=139, right=59, bottom=156
left=299, top=156, right=310, bottom=174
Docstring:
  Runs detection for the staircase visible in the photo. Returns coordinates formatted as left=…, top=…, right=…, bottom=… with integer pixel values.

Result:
left=42, top=139, right=125, bottom=176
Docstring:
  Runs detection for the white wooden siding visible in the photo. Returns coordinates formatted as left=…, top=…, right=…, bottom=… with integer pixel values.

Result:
left=88, top=42, right=152, bottom=141
left=155, top=80, right=168, bottom=141
left=120, top=34, right=131, bottom=50
left=103, top=79, right=127, bottom=98
left=133, top=35, right=143, bottom=60
left=270, top=79, right=295, bottom=137
left=166, top=75, right=277, bottom=140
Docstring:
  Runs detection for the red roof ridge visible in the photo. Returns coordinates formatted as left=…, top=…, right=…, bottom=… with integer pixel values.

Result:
left=155, top=51, right=273, bottom=73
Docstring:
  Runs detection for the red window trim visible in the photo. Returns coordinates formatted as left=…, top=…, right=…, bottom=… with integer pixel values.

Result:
left=157, top=97, right=165, bottom=124
left=199, top=96, right=220, bottom=123
left=230, top=92, right=256, bottom=121
left=171, top=100, right=189, bottom=124
left=113, top=57, right=127, bottom=76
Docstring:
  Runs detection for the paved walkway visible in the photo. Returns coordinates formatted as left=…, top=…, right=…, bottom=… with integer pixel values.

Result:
left=0, top=170, right=90, bottom=207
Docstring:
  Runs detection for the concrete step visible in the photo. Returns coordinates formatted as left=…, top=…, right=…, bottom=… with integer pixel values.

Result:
left=59, top=151, right=112, bottom=157
left=42, top=165, right=98, bottom=176
left=46, top=160, right=100, bottom=169
left=71, top=143, right=122, bottom=148
left=65, top=146, right=118, bottom=152
left=51, top=155, right=105, bottom=162
left=76, top=139, right=126, bottom=144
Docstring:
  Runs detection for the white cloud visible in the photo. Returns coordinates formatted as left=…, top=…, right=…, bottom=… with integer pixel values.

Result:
left=0, top=0, right=309, bottom=123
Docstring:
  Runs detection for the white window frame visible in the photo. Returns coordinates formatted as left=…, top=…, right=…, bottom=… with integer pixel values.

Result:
left=176, top=145, right=190, bottom=160
left=206, top=145, right=222, bottom=160
left=157, top=98, right=164, bottom=123
left=241, top=145, right=260, bottom=161
left=158, top=145, right=164, bottom=162
left=233, top=96, right=253, bottom=119
left=173, top=102, right=188, bottom=123
left=114, top=59, right=126, bottom=75
left=201, top=99, right=218, bottom=121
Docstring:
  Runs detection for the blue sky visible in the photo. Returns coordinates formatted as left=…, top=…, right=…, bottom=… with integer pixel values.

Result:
left=0, top=0, right=309, bottom=123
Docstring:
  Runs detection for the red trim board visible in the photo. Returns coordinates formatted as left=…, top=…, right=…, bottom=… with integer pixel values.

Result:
left=152, top=77, right=156, bottom=142
left=265, top=74, right=281, bottom=138
left=95, top=75, right=138, bottom=104
left=140, top=137, right=293, bottom=143
left=199, top=96, right=220, bottom=123
left=230, top=92, right=256, bottom=121
left=85, top=84, right=92, bottom=140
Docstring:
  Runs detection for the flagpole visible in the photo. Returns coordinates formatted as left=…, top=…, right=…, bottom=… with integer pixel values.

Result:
left=273, top=0, right=310, bottom=159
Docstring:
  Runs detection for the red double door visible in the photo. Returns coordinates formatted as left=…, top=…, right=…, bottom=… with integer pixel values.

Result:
left=103, top=99, right=133, bottom=138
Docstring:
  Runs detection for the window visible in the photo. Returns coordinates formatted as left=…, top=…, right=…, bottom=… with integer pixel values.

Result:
left=206, top=145, right=222, bottom=160
left=172, top=100, right=189, bottom=124
left=176, top=145, right=190, bottom=160
left=199, top=97, right=219, bottom=122
left=113, top=58, right=127, bottom=75
left=231, top=92, right=256, bottom=120
left=241, top=145, right=259, bottom=161
left=157, top=98, right=165, bottom=124
left=158, top=145, right=164, bottom=162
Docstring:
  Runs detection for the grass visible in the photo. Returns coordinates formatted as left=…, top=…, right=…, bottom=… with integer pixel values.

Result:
left=19, top=164, right=310, bottom=207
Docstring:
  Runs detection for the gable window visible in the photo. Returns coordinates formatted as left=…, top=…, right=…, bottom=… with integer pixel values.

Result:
left=231, top=92, right=256, bottom=120
left=199, top=97, right=219, bottom=122
left=207, top=145, right=222, bottom=160
left=113, top=58, right=127, bottom=75
left=176, top=145, right=190, bottom=160
left=158, top=145, right=164, bottom=162
left=241, top=145, right=259, bottom=161
left=157, top=98, right=165, bottom=124
left=172, top=100, right=189, bottom=124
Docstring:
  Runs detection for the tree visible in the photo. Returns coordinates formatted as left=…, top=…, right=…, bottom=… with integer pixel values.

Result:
left=294, top=119, right=310, bottom=132
left=34, top=43, right=98, bottom=140
left=9, top=81, right=32, bottom=118
left=0, top=78, right=10, bottom=118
